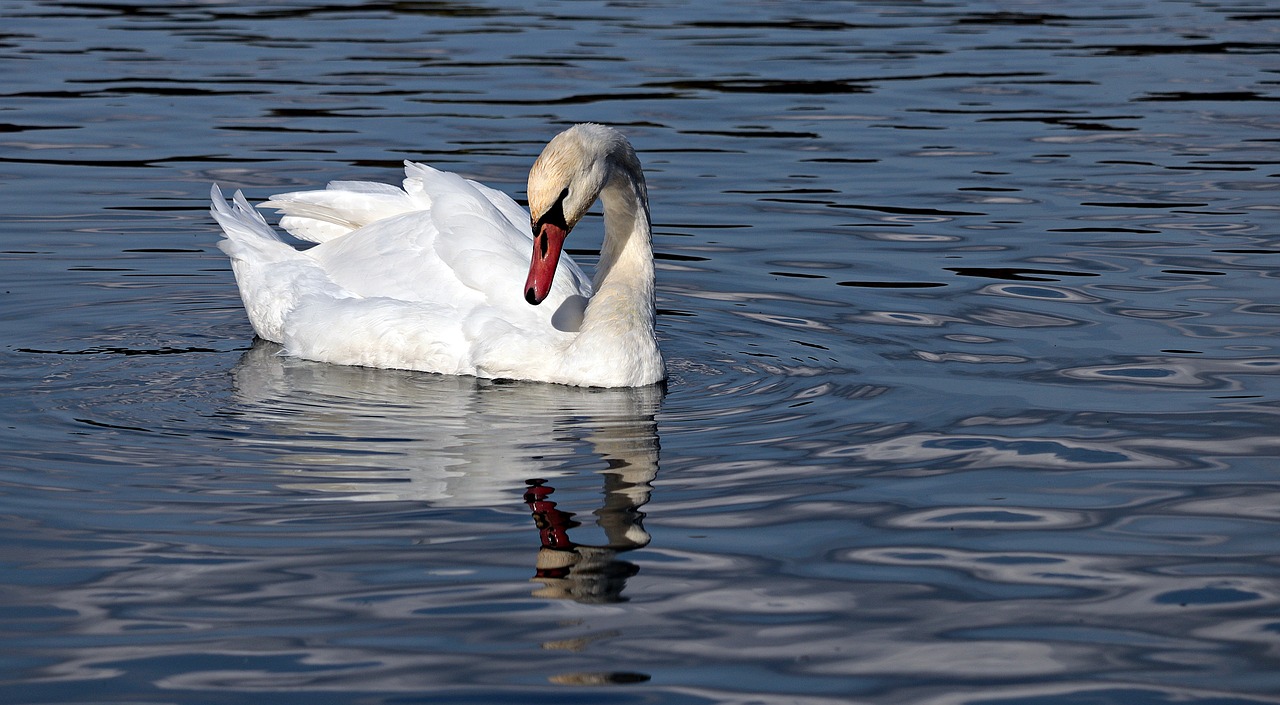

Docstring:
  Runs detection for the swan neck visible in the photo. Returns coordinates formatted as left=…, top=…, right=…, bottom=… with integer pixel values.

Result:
left=558, top=130, right=664, bottom=386
left=600, top=177, right=649, bottom=271
left=590, top=166, right=653, bottom=322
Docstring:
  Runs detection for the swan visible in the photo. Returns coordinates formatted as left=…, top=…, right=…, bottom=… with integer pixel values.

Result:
left=211, top=123, right=664, bottom=388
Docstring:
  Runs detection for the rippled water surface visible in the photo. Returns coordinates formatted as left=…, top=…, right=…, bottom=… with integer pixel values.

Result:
left=3, top=1, right=1280, bottom=703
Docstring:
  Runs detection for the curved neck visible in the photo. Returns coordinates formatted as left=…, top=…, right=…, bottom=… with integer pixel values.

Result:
left=583, top=165, right=654, bottom=333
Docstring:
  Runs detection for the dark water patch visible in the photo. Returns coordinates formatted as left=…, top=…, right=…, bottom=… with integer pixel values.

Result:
left=217, top=125, right=358, bottom=134
left=68, top=264, right=136, bottom=272
left=654, top=252, right=710, bottom=263
left=48, top=1, right=511, bottom=22
left=946, top=267, right=1100, bottom=282
left=1136, top=91, right=1279, bottom=102
left=1230, top=12, right=1280, bottom=21
left=876, top=71, right=1048, bottom=84
left=727, top=188, right=841, bottom=196
left=837, top=281, right=947, bottom=288
left=679, top=19, right=877, bottom=32
left=830, top=203, right=984, bottom=217
left=19, top=346, right=223, bottom=356
left=1049, top=227, right=1162, bottom=234
left=800, top=157, right=879, bottom=164
left=73, top=417, right=157, bottom=434
left=80, top=85, right=270, bottom=98
left=1094, top=42, right=1280, bottom=57
left=769, top=271, right=827, bottom=280
left=267, top=107, right=379, bottom=119
left=0, top=90, right=105, bottom=100
left=1163, top=165, right=1256, bottom=172
left=1098, top=160, right=1158, bottom=166
left=791, top=339, right=829, bottom=351
left=981, top=114, right=1142, bottom=131
left=952, top=12, right=1076, bottom=26
left=759, top=197, right=837, bottom=206
left=644, top=78, right=871, bottom=95
left=0, top=122, right=79, bottom=133
left=429, top=90, right=688, bottom=106
left=1191, top=159, right=1280, bottom=167
left=1081, top=201, right=1209, bottom=209
left=1215, top=249, right=1280, bottom=255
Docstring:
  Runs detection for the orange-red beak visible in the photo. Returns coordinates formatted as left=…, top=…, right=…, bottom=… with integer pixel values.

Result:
left=524, top=221, right=568, bottom=305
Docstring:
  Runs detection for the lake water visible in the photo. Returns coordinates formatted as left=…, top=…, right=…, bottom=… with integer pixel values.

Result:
left=3, top=1, right=1280, bottom=703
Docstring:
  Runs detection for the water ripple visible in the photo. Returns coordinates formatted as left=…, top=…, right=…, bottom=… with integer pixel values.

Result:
left=1054, top=356, right=1280, bottom=390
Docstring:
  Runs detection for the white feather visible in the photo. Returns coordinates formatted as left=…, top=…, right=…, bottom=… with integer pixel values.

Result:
left=213, top=124, right=664, bottom=387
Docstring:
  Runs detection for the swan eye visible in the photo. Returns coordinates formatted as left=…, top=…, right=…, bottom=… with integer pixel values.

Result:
left=535, top=186, right=571, bottom=232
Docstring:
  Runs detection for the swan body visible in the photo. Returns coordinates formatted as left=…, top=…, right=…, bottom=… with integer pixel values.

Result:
left=212, top=124, right=664, bottom=387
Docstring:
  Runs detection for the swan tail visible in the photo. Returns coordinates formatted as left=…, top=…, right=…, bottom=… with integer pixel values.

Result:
left=211, top=185, right=292, bottom=262
left=212, top=184, right=345, bottom=342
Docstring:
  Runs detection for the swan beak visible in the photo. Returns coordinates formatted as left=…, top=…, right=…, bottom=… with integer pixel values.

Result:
left=524, top=221, right=569, bottom=305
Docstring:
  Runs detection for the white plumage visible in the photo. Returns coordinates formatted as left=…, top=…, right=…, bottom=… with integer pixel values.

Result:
left=212, top=124, right=664, bottom=387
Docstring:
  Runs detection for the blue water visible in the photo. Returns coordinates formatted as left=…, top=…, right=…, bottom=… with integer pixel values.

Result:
left=3, top=1, right=1280, bottom=703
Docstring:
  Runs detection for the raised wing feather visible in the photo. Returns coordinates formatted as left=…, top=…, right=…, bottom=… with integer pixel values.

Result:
left=265, top=179, right=427, bottom=244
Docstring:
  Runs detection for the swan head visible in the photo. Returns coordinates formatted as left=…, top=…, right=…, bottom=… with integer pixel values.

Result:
left=524, top=124, right=633, bottom=305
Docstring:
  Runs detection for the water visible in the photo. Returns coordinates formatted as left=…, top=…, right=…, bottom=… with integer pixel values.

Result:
left=3, top=1, right=1279, bottom=702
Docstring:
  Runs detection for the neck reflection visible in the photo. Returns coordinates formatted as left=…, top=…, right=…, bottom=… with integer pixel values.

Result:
left=230, top=340, right=663, bottom=604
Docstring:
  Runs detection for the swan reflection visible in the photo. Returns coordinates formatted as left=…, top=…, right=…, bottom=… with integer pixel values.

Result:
left=231, top=340, right=661, bottom=603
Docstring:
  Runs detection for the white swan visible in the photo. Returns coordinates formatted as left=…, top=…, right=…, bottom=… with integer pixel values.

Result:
left=211, top=123, right=664, bottom=388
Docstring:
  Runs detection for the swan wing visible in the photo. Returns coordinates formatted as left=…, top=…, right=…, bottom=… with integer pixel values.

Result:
left=262, top=178, right=419, bottom=244
left=265, top=161, right=537, bottom=242
left=304, top=163, right=589, bottom=314
left=245, top=163, right=591, bottom=377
